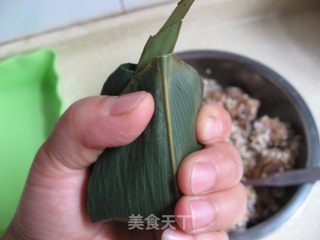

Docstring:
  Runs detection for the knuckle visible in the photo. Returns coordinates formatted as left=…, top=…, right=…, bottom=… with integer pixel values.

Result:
left=64, top=101, right=81, bottom=129
left=222, top=232, right=230, bottom=240
left=223, top=143, right=243, bottom=181
left=209, top=102, right=224, bottom=112
left=60, top=98, right=92, bottom=140
left=206, top=143, right=244, bottom=187
left=234, top=183, right=248, bottom=217
left=220, top=184, right=247, bottom=229
left=102, top=120, right=141, bottom=146
left=237, top=183, right=248, bottom=203
left=214, top=232, right=229, bottom=240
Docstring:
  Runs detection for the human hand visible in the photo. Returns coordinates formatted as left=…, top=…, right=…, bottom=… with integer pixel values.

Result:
left=3, top=91, right=246, bottom=240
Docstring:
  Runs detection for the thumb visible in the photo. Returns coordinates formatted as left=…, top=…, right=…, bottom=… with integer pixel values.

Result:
left=35, top=91, right=154, bottom=175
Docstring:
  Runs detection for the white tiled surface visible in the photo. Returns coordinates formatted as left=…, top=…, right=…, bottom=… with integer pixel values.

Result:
left=0, top=0, right=320, bottom=239
left=0, top=0, right=178, bottom=44
left=0, top=0, right=122, bottom=44
left=122, top=0, right=174, bottom=11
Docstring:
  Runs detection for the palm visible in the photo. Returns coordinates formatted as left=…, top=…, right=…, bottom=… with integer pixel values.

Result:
left=21, top=166, right=160, bottom=240
left=4, top=95, right=245, bottom=240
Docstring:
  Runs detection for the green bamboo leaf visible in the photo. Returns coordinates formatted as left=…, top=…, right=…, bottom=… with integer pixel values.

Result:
left=88, top=55, right=203, bottom=221
left=87, top=0, right=203, bottom=222
left=101, top=63, right=136, bottom=95
left=136, top=0, right=194, bottom=72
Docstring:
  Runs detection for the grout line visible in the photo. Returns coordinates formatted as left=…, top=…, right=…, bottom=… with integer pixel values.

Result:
left=0, top=12, right=124, bottom=48
left=0, top=1, right=174, bottom=48
left=119, top=0, right=126, bottom=13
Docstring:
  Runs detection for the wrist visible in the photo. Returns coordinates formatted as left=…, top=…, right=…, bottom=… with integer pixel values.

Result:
left=2, top=233, right=11, bottom=239
left=2, top=227, right=15, bottom=240
left=2, top=222, right=23, bottom=240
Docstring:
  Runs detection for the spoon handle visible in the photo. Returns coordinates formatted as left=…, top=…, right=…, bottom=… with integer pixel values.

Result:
left=244, top=168, right=320, bottom=187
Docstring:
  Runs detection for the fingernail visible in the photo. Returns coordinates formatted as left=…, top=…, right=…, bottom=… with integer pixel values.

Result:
left=191, top=162, right=217, bottom=194
left=162, top=228, right=193, bottom=240
left=190, top=199, right=215, bottom=230
left=107, top=91, right=147, bottom=116
left=203, top=116, right=224, bottom=142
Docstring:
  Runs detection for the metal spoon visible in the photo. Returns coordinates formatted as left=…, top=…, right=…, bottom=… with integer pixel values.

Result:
left=244, top=167, right=320, bottom=187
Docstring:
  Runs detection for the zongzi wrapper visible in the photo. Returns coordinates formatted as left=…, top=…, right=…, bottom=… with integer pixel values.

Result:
left=87, top=0, right=203, bottom=222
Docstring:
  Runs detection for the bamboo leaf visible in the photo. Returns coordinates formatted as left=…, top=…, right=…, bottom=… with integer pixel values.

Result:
left=88, top=55, right=203, bottom=221
left=136, top=0, right=194, bottom=72
left=101, top=63, right=136, bottom=95
left=87, top=0, right=202, bottom=222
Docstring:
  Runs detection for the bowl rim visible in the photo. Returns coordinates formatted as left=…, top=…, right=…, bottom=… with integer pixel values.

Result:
left=178, top=50, right=320, bottom=240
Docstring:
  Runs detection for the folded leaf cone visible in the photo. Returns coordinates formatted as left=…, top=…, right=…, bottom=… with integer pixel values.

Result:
left=87, top=0, right=203, bottom=222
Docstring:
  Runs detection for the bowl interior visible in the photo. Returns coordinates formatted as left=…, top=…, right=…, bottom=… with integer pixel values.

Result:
left=180, top=51, right=307, bottom=168
left=178, top=50, right=318, bottom=239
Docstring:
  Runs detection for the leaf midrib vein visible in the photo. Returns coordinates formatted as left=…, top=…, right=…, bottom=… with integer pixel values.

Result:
left=161, top=58, right=179, bottom=199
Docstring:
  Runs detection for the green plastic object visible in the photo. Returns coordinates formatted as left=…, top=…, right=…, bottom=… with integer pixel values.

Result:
left=0, top=49, right=62, bottom=234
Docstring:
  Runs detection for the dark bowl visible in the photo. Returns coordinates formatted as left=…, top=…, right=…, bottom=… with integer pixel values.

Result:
left=178, top=50, right=320, bottom=240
